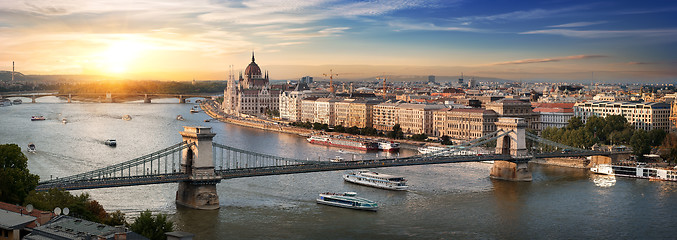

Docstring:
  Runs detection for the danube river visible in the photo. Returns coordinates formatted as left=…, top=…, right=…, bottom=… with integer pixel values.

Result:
left=2, top=98, right=677, bottom=239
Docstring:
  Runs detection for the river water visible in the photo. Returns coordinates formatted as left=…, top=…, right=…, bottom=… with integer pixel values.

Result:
left=1, top=98, right=677, bottom=239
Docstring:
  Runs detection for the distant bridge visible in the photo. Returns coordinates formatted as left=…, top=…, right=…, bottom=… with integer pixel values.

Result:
left=0, top=92, right=216, bottom=103
left=35, top=116, right=622, bottom=210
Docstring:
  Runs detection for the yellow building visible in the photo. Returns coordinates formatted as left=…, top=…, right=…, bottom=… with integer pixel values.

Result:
left=396, top=103, right=446, bottom=135
left=373, top=102, right=402, bottom=132
left=433, top=108, right=498, bottom=140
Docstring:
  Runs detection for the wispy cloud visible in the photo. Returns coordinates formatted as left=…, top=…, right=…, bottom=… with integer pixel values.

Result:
left=456, top=4, right=595, bottom=23
left=491, top=55, right=607, bottom=65
left=548, top=21, right=607, bottom=28
left=388, top=22, right=481, bottom=32
left=521, top=28, right=677, bottom=38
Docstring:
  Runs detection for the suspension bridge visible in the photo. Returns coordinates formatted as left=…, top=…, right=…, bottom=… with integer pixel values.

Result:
left=36, top=117, right=619, bottom=210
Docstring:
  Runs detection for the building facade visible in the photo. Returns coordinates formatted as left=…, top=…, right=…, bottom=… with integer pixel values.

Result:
left=574, top=101, right=671, bottom=131
left=433, top=108, right=498, bottom=140
left=223, top=53, right=280, bottom=116
left=531, top=102, right=575, bottom=131
left=396, top=103, right=446, bottom=136
left=279, top=87, right=328, bottom=122
left=373, top=102, right=402, bottom=132
left=486, top=99, right=538, bottom=130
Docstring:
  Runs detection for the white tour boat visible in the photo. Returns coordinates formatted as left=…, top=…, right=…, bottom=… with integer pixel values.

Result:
left=418, top=146, right=446, bottom=154
left=343, top=170, right=408, bottom=191
left=591, top=164, right=677, bottom=182
left=316, top=192, right=378, bottom=211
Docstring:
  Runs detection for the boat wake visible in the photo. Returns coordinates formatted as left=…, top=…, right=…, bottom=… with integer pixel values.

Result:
left=591, top=175, right=616, bottom=188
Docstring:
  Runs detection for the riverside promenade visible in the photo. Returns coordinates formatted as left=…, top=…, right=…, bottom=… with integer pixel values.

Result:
left=201, top=100, right=316, bottom=136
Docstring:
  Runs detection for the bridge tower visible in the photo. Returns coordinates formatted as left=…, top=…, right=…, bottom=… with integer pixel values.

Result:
left=105, top=92, right=114, bottom=103
left=176, top=126, right=221, bottom=210
left=491, top=117, right=532, bottom=181
left=144, top=94, right=151, bottom=103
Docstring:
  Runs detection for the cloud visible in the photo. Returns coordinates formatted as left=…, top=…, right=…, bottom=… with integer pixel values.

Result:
left=548, top=21, right=607, bottom=28
left=520, top=28, right=677, bottom=38
left=456, top=4, right=595, bottom=23
left=491, top=55, right=607, bottom=65
left=387, top=22, right=482, bottom=32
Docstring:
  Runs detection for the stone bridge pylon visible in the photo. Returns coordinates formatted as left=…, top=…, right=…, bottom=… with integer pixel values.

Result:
left=491, top=117, right=532, bottom=181
left=176, top=126, right=221, bottom=210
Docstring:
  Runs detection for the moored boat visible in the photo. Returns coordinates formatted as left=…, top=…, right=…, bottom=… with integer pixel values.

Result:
left=307, top=135, right=378, bottom=151
left=31, top=116, right=46, bottom=121
left=591, top=164, right=677, bottom=182
left=343, top=170, right=408, bottom=191
left=378, top=141, right=400, bottom=152
left=418, top=146, right=446, bottom=154
left=316, top=192, right=378, bottom=211
left=12, top=99, right=22, bottom=105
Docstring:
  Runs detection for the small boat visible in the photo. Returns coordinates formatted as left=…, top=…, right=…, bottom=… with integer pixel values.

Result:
left=316, top=192, right=378, bottom=211
left=204, top=119, right=212, bottom=122
left=0, top=99, right=11, bottom=107
left=27, top=143, right=36, bottom=153
left=31, top=116, right=46, bottom=121
left=12, top=99, right=22, bottom=105
left=190, top=108, right=198, bottom=113
left=177, top=115, right=184, bottom=121
left=62, top=118, right=68, bottom=124
left=330, top=156, right=345, bottom=162
left=378, top=141, right=400, bottom=152
left=122, top=115, right=132, bottom=121
left=343, top=170, right=408, bottom=191
left=104, top=139, right=117, bottom=147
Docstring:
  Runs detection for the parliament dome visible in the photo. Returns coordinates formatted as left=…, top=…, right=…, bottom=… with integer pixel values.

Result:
left=244, top=52, right=261, bottom=77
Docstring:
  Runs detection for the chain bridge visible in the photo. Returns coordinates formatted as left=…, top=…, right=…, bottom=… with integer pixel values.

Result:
left=35, top=117, right=619, bottom=210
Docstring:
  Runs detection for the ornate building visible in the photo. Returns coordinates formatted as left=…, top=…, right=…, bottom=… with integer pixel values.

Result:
left=223, top=52, right=280, bottom=116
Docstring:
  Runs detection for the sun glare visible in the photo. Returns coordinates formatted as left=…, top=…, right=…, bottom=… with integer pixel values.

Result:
left=102, top=40, right=144, bottom=74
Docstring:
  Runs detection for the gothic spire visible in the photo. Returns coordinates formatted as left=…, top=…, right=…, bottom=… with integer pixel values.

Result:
left=252, top=51, right=255, bottom=62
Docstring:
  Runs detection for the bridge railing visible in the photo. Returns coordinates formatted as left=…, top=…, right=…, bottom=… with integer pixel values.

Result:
left=212, top=142, right=323, bottom=171
left=40, top=142, right=191, bottom=185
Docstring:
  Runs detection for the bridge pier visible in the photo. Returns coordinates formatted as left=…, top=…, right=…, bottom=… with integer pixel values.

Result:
left=179, top=95, right=186, bottom=103
left=176, top=126, right=220, bottom=210
left=491, top=117, right=532, bottom=181
left=144, top=94, right=151, bottom=103
left=31, top=95, right=36, bottom=103
left=105, top=93, right=114, bottom=103
left=68, top=94, right=72, bottom=103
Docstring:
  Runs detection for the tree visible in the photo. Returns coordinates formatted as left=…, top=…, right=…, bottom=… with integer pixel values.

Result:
left=566, top=117, right=584, bottom=130
left=0, top=144, right=40, bottom=204
left=130, top=210, right=174, bottom=240
left=411, top=134, right=427, bottom=141
left=440, top=135, right=453, bottom=145
left=648, top=129, right=666, bottom=147
left=630, top=130, right=651, bottom=158
left=104, top=210, right=127, bottom=226
left=388, top=124, right=404, bottom=139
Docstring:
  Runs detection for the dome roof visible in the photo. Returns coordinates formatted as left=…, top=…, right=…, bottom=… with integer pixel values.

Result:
left=244, top=52, right=261, bottom=77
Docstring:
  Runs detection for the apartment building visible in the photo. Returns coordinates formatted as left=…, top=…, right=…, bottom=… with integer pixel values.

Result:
left=433, top=108, right=498, bottom=140
left=372, top=102, right=402, bottom=132
left=531, top=102, right=575, bottom=131
left=347, top=99, right=382, bottom=128
left=574, top=101, right=671, bottom=131
left=397, top=103, right=446, bottom=135
left=314, top=98, right=341, bottom=126
left=279, top=88, right=329, bottom=122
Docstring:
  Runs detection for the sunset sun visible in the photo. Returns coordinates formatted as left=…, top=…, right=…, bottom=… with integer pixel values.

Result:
left=102, top=40, right=144, bottom=74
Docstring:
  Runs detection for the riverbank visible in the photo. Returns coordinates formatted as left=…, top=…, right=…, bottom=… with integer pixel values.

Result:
left=200, top=100, right=428, bottom=150
left=531, top=157, right=591, bottom=169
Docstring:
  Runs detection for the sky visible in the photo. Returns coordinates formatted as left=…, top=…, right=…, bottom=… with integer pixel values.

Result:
left=0, top=0, right=676, bottom=83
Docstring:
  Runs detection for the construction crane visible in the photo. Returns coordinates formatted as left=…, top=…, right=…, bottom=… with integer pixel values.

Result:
left=377, top=75, right=387, bottom=100
left=323, top=69, right=338, bottom=94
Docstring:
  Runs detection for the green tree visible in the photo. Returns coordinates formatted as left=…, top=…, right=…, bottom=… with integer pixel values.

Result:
left=24, top=189, right=103, bottom=222
left=130, top=210, right=174, bottom=240
left=566, top=117, right=584, bottom=130
left=0, top=144, right=40, bottom=204
left=630, top=130, right=651, bottom=158
left=388, top=124, right=404, bottom=139
left=440, top=135, right=453, bottom=145
left=411, top=134, right=428, bottom=141
left=103, top=210, right=127, bottom=226
left=648, top=129, right=667, bottom=147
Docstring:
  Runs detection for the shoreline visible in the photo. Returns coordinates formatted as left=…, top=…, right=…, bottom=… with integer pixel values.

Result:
left=200, top=100, right=427, bottom=150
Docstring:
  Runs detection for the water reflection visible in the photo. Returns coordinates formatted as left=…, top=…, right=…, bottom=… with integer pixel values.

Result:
left=591, top=174, right=617, bottom=188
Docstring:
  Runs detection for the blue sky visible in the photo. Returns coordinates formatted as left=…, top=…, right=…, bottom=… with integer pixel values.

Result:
left=0, top=0, right=675, bottom=82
